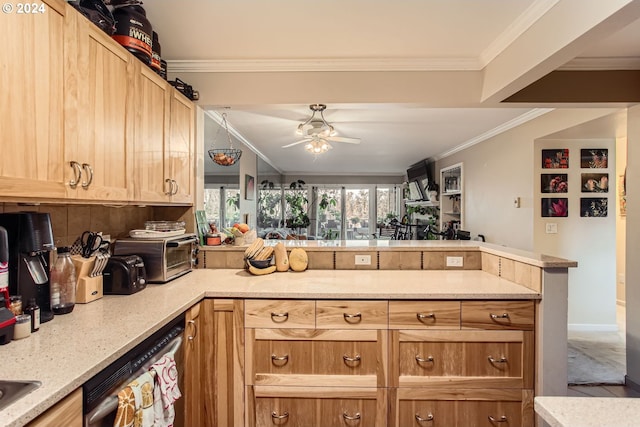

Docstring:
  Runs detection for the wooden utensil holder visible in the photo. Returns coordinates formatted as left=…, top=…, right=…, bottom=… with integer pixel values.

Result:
left=71, top=255, right=103, bottom=304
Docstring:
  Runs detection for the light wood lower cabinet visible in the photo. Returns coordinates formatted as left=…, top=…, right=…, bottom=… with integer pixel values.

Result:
left=236, top=299, right=535, bottom=426
left=183, top=302, right=203, bottom=427
left=27, top=388, right=82, bottom=427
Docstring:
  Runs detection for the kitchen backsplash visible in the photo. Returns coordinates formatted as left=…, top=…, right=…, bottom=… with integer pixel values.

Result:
left=0, top=204, right=194, bottom=247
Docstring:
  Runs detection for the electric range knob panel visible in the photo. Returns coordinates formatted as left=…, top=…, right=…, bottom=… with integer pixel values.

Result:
left=102, top=255, right=147, bottom=295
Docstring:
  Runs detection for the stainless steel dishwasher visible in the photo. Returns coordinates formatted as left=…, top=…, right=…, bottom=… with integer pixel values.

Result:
left=82, top=314, right=185, bottom=427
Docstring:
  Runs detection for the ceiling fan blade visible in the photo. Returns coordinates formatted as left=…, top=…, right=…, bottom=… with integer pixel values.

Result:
left=326, top=136, right=361, bottom=144
left=282, top=139, right=310, bottom=148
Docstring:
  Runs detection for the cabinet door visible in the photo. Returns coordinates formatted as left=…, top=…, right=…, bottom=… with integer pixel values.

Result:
left=132, top=64, right=171, bottom=202
left=0, top=0, right=68, bottom=198
left=167, top=92, right=194, bottom=204
left=27, top=388, right=82, bottom=427
left=69, top=18, right=133, bottom=201
left=202, top=299, right=245, bottom=427
left=183, top=302, right=203, bottom=427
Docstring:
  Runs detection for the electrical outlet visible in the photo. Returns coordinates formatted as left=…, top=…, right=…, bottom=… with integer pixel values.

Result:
left=545, top=223, right=558, bottom=234
left=355, top=255, right=371, bottom=265
left=446, top=256, right=463, bottom=267
left=513, top=197, right=521, bottom=208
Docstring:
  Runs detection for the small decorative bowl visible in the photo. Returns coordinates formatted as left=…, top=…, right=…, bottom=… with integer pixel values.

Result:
left=246, top=256, right=274, bottom=269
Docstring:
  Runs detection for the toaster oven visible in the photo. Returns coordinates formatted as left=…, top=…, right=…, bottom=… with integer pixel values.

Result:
left=112, top=233, right=198, bottom=283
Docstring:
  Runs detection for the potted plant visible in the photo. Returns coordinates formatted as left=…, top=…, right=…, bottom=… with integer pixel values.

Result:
left=284, top=180, right=310, bottom=234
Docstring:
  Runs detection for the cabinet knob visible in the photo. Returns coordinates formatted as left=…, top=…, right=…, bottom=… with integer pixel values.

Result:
left=271, top=411, right=289, bottom=420
left=342, top=354, right=361, bottom=365
left=270, top=312, right=289, bottom=323
left=342, top=412, right=361, bottom=421
left=415, top=355, right=435, bottom=364
left=343, top=312, right=362, bottom=323
left=487, top=355, right=508, bottom=364
left=415, top=413, right=434, bottom=422
left=271, top=354, right=289, bottom=366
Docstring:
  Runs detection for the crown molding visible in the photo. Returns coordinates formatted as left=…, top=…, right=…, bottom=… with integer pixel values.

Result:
left=559, top=57, right=640, bottom=70
left=480, top=0, right=560, bottom=67
left=167, top=57, right=482, bottom=73
left=434, top=108, right=555, bottom=160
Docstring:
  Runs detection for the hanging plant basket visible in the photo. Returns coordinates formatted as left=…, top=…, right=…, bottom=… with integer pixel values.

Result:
left=208, top=148, right=242, bottom=166
left=209, top=112, right=242, bottom=166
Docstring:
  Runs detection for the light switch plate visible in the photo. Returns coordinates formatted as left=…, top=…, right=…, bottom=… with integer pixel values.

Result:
left=545, top=223, right=558, bottom=234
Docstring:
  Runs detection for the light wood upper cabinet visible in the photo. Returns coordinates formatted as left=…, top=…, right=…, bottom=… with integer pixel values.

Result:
left=167, top=91, right=195, bottom=204
left=0, top=0, right=68, bottom=199
left=132, top=64, right=171, bottom=203
left=65, top=16, right=134, bottom=201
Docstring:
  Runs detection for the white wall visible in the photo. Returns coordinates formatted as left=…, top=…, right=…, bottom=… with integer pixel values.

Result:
left=616, top=136, right=627, bottom=305
left=436, top=108, right=620, bottom=251
left=626, top=105, right=640, bottom=386
left=534, top=138, right=617, bottom=331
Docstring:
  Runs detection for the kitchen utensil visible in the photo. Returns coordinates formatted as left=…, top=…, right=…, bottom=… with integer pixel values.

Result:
left=81, top=231, right=104, bottom=258
left=89, top=254, right=101, bottom=277
left=93, top=252, right=110, bottom=277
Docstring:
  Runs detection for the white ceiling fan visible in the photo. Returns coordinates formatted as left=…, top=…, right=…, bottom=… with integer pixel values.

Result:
left=282, top=104, right=361, bottom=154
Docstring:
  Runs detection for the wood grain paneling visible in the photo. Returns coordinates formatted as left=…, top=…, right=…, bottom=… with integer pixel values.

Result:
left=379, top=251, right=421, bottom=270
left=316, top=300, right=388, bottom=329
left=27, top=388, right=82, bottom=427
left=461, top=300, right=534, bottom=330
left=389, top=301, right=460, bottom=329
left=245, top=300, right=316, bottom=329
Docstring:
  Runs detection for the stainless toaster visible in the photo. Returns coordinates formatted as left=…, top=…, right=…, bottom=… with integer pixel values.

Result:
left=112, top=233, right=197, bottom=283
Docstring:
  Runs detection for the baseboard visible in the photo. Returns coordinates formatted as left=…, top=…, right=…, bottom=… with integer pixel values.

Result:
left=568, top=323, right=619, bottom=332
left=625, top=375, right=640, bottom=391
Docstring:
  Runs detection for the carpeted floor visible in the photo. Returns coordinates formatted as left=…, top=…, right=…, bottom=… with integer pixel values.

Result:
left=568, top=333, right=626, bottom=385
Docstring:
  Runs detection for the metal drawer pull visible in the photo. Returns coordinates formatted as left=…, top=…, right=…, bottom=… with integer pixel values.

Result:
left=271, top=411, right=289, bottom=420
left=69, top=161, right=82, bottom=187
left=488, top=355, right=508, bottom=364
left=488, top=415, right=508, bottom=423
left=164, top=178, right=173, bottom=195
left=342, top=412, right=361, bottom=421
left=343, top=354, right=361, bottom=364
left=271, top=354, right=289, bottom=365
left=415, top=413, right=434, bottom=422
left=270, top=312, right=289, bottom=322
left=490, top=313, right=510, bottom=319
left=415, top=355, right=434, bottom=363
left=343, top=312, right=362, bottom=323
left=81, top=163, right=93, bottom=188
left=417, top=313, right=435, bottom=321
left=187, top=319, right=197, bottom=341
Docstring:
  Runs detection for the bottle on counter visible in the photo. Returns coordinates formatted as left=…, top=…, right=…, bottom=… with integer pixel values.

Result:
left=24, top=298, right=40, bottom=332
left=50, top=247, right=76, bottom=315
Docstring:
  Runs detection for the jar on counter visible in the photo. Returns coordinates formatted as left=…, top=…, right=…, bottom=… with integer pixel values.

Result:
left=13, top=314, right=30, bottom=340
left=9, top=295, right=22, bottom=316
left=50, top=247, right=76, bottom=315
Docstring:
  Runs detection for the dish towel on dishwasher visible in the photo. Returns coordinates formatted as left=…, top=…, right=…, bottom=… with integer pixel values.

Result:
left=113, top=371, right=155, bottom=427
left=150, top=354, right=182, bottom=427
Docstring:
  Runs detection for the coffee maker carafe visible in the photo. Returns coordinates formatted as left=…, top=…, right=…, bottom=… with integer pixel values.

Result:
left=0, top=212, right=55, bottom=323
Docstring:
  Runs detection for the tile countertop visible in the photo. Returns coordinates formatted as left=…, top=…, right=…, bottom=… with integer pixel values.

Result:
left=200, top=240, right=578, bottom=268
left=535, top=396, right=640, bottom=427
left=2, top=268, right=539, bottom=427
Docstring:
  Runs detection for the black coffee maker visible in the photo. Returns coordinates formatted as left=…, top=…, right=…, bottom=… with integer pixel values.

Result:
left=0, top=212, right=55, bottom=323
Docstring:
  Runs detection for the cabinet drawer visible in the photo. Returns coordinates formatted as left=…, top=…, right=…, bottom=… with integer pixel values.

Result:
left=396, top=399, right=523, bottom=427
left=316, top=300, right=388, bottom=329
left=255, top=396, right=379, bottom=427
left=391, top=388, right=533, bottom=427
left=245, top=300, right=315, bottom=328
left=254, top=339, right=378, bottom=377
left=389, top=301, right=460, bottom=329
left=461, top=301, right=534, bottom=330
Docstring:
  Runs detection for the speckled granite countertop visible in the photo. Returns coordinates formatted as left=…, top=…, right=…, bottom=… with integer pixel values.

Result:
left=2, top=268, right=539, bottom=427
left=535, top=396, right=640, bottom=427
left=200, top=240, right=578, bottom=268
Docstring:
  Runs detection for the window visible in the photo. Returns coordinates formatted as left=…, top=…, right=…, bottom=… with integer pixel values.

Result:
left=317, top=187, right=342, bottom=239
left=376, top=187, right=398, bottom=224
left=257, top=187, right=283, bottom=229
left=203, top=187, right=240, bottom=230
left=345, top=188, right=369, bottom=239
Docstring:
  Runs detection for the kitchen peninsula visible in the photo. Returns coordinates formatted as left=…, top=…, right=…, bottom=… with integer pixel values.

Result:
left=1, top=241, right=574, bottom=427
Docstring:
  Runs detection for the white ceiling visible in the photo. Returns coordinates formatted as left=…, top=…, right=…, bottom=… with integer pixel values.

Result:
left=142, top=0, right=640, bottom=176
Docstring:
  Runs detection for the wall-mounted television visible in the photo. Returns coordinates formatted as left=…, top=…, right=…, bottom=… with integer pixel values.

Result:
left=406, top=159, right=435, bottom=200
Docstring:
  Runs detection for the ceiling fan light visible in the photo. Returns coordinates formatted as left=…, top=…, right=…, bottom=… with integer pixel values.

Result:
left=296, top=123, right=304, bottom=135
left=328, top=124, right=336, bottom=136
left=304, top=139, right=331, bottom=154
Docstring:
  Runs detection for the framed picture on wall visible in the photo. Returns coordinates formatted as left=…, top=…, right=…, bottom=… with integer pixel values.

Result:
left=244, top=174, right=255, bottom=200
left=541, top=198, right=568, bottom=217
left=542, top=149, right=569, bottom=169
left=580, top=149, right=608, bottom=168
left=580, top=198, right=608, bottom=217
left=581, top=173, right=609, bottom=193
left=541, top=174, right=568, bottom=193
